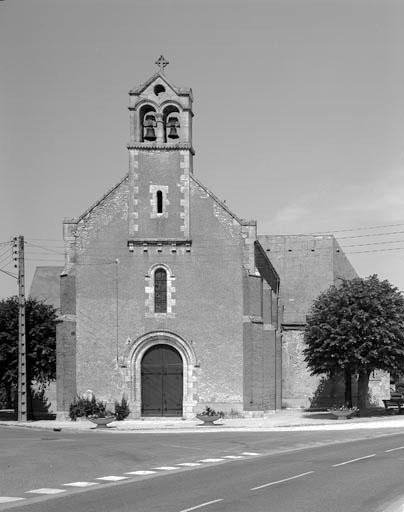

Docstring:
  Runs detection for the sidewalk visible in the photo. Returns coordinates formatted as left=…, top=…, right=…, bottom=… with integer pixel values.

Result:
left=2, top=410, right=404, bottom=433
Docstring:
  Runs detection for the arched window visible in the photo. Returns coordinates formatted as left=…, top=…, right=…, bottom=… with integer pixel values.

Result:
left=154, top=268, right=167, bottom=313
left=166, top=116, right=180, bottom=139
left=139, top=104, right=157, bottom=142
left=162, top=105, right=180, bottom=142
left=143, top=114, right=157, bottom=141
left=157, top=190, right=163, bottom=214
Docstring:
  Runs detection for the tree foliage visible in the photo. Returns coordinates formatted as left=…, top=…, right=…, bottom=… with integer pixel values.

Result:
left=304, top=275, right=404, bottom=409
left=0, top=296, right=57, bottom=406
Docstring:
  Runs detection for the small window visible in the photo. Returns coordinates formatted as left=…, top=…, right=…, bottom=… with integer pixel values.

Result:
left=154, top=268, right=167, bottom=313
left=157, top=190, right=163, bottom=214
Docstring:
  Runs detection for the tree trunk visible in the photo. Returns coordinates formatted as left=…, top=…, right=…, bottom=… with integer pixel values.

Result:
left=357, top=371, right=370, bottom=414
left=344, top=368, right=352, bottom=408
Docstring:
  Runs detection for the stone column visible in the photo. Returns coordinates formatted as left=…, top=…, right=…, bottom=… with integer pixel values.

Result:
left=155, top=113, right=164, bottom=143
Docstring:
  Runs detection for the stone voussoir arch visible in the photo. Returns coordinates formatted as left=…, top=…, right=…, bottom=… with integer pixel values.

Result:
left=126, top=330, right=197, bottom=418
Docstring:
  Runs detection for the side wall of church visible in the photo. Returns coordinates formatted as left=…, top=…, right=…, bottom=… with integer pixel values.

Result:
left=242, top=276, right=281, bottom=412
left=282, top=329, right=390, bottom=409
left=68, top=175, right=247, bottom=414
left=258, top=235, right=386, bottom=409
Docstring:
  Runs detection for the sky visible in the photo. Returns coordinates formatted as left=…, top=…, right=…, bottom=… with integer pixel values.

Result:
left=1, top=0, right=404, bottom=298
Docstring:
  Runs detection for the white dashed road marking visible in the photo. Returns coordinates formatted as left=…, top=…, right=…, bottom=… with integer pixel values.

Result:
left=199, top=458, right=225, bottom=463
left=125, top=470, right=157, bottom=475
left=96, top=476, right=129, bottom=481
left=332, top=454, right=375, bottom=467
left=179, top=498, right=224, bottom=512
left=251, top=471, right=315, bottom=491
left=5, top=450, right=264, bottom=505
left=26, top=488, right=66, bottom=495
left=385, top=446, right=404, bottom=453
left=64, top=482, right=99, bottom=487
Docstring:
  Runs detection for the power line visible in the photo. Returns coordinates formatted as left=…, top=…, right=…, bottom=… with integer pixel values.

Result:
left=0, top=246, right=11, bottom=259
left=306, top=222, right=404, bottom=235
left=25, top=242, right=64, bottom=255
left=0, top=267, right=17, bottom=279
left=0, top=255, right=11, bottom=266
left=25, top=238, right=64, bottom=243
left=0, top=252, right=11, bottom=265
left=346, top=247, right=404, bottom=255
left=25, top=258, right=64, bottom=263
left=0, top=261, right=13, bottom=272
left=341, top=239, right=404, bottom=248
left=337, top=230, right=404, bottom=240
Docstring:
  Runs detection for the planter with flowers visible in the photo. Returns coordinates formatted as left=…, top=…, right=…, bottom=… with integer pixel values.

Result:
left=328, top=405, right=358, bottom=420
left=69, top=394, right=130, bottom=428
left=196, top=406, right=225, bottom=425
left=87, top=413, right=116, bottom=429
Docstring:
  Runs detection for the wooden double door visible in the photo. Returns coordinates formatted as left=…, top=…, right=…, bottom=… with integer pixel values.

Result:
left=141, top=344, right=183, bottom=417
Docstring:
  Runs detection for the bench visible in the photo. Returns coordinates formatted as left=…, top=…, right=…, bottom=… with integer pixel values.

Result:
left=383, top=398, right=404, bottom=413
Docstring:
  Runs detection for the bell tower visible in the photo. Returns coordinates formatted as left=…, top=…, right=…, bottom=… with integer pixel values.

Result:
left=127, top=56, right=194, bottom=251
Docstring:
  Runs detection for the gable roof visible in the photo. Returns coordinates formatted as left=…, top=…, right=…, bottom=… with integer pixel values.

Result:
left=77, top=173, right=128, bottom=222
left=190, top=174, right=255, bottom=226
left=129, top=71, right=192, bottom=99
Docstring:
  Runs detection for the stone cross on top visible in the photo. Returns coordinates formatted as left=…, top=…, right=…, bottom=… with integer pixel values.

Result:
left=155, top=55, right=169, bottom=74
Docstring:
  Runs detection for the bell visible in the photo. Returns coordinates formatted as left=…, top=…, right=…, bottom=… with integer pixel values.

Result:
left=144, top=126, right=156, bottom=140
left=168, top=125, right=179, bottom=139
left=143, top=117, right=156, bottom=141
left=167, top=118, right=179, bottom=139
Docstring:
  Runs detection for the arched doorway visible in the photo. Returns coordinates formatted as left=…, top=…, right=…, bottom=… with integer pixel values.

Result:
left=141, top=344, right=183, bottom=417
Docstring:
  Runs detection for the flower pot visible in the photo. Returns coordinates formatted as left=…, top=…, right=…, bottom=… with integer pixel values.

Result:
left=329, top=410, right=355, bottom=420
left=196, top=414, right=222, bottom=425
left=88, top=416, right=115, bottom=429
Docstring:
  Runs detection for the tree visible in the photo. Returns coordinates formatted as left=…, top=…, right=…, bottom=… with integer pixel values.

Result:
left=304, top=275, right=404, bottom=412
left=0, top=296, right=57, bottom=409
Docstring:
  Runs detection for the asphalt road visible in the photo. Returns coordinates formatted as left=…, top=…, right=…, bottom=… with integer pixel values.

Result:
left=1, top=427, right=404, bottom=511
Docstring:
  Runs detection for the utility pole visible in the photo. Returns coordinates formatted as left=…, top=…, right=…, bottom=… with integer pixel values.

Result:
left=14, top=236, right=27, bottom=422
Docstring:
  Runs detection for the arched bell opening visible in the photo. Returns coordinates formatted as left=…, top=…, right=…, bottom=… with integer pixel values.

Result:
left=139, top=104, right=157, bottom=142
left=163, top=105, right=180, bottom=142
left=141, top=344, right=183, bottom=417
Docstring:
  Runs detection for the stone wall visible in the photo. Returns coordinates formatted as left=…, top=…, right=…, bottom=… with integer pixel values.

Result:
left=60, top=173, right=264, bottom=416
left=281, top=329, right=389, bottom=409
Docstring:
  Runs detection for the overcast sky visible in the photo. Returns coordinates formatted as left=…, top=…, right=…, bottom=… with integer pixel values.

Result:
left=1, top=0, right=404, bottom=299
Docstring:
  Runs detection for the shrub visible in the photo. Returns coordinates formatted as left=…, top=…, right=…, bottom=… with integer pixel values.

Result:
left=68, top=395, right=107, bottom=421
left=198, top=406, right=225, bottom=418
left=114, top=396, right=130, bottom=421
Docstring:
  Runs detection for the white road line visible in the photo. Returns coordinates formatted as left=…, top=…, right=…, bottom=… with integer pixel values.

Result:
left=153, top=466, right=178, bottom=471
left=251, top=471, right=315, bottom=491
left=125, top=470, right=157, bottom=475
left=179, top=498, right=224, bottom=512
left=385, top=446, right=404, bottom=453
left=223, top=455, right=245, bottom=459
left=242, top=452, right=261, bottom=456
left=64, top=482, right=99, bottom=487
left=199, top=458, right=225, bottom=463
left=26, top=488, right=66, bottom=495
left=332, top=454, right=376, bottom=467
left=96, top=476, right=129, bottom=481
left=0, top=497, right=25, bottom=503
left=177, top=463, right=202, bottom=467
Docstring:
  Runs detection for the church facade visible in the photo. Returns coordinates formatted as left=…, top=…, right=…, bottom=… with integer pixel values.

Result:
left=31, top=60, right=387, bottom=419
left=56, top=61, right=282, bottom=419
